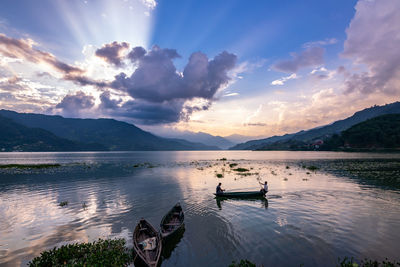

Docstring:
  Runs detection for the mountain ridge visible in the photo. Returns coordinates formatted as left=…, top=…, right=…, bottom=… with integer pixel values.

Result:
left=0, top=110, right=220, bottom=151
left=230, top=102, right=400, bottom=150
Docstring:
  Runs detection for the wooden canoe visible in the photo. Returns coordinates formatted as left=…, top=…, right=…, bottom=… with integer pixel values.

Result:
left=160, top=202, right=184, bottom=239
left=133, top=218, right=162, bottom=267
left=214, top=191, right=265, bottom=198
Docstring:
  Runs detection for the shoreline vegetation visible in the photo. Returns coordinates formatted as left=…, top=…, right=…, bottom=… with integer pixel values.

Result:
left=0, top=163, right=61, bottom=169
left=28, top=239, right=400, bottom=267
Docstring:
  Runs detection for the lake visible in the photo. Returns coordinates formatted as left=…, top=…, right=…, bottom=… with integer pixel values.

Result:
left=1, top=151, right=400, bottom=266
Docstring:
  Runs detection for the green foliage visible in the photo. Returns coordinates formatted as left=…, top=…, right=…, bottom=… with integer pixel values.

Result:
left=229, top=163, right=238, bottom=168
left=233, top=168, right=249, bottom=172
left=337, top=257, right=400, bottom=267
left=229, top=259, right=257, bottom=267
left=29, top=239, right=133, bottom=267
left=0, top=164, right=61, bottom=169
left=216, top=173, right=224, bottom=178
left=322, top=114, right=400, bottom=150
left=220, top=158, right=227, bottom=161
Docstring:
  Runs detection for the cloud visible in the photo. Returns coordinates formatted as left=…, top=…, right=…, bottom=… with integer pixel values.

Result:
left=272, top=47, right=325, bottom=73
left=110, top=99, right=185, bottom=125
left=303, top=38, right=337, bottom=48
left=223, top=92, right=239, bottom=97
left=109, top=46, right=237, bottom=124
left=341, top=0, right=400, bottom=95
left=1, top=33, right=238, bottom=125
left=95, top=41, right=129, bottom=66
left=0, top=33, right=107, bottom=88
left=127, top=46, right=146, bottom=62
left=271, top=73, right=298, bottom=85
left=0, top=34, right=83, bottom=75
left=99, top=91, right=122, bottom=109
left=141, top=0, right=157, bottom=9
left=55, top=91, right=95, bottom=116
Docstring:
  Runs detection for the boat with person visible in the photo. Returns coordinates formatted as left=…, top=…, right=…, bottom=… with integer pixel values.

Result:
left=133, top=218, right=162, bottom=267
left=214, top=191, right=266, bottom=198
left=160, top=202, right=184, bottom=239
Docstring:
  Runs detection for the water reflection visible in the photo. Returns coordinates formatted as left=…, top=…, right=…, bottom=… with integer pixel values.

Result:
left=0, top=151, right=400, bottom=266
left=215, top=197, right=268, bottom=210
left=162, top=226, right=185, bottom=260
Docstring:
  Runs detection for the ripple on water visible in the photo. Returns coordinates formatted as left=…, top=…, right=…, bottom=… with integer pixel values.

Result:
left=1, top=152, right=400, bottom=266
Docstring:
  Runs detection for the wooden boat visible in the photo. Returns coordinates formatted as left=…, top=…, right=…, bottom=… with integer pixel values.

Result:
left=133, top=218, right=162, bottom=267
left=214, top=191, right=265, bottom=198
left=160, top=202, right=184, bottom=239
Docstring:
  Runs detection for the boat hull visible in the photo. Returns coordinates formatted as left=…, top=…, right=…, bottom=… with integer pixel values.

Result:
left=160, top=202, right=184, bottom=239
left=214, top=191, right=265, bottom=198
left=133, top=219, right=162, bottom=267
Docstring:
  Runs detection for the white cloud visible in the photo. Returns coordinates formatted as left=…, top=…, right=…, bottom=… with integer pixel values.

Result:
left=223, top=92, right=239, bottom=97
left=141, top=0, right=157, bottom=9
left=271, top=73, right=298, bottom=86
left=341, top=0, right=400, bottom=95
left=303, top=38, right=338, bottom=48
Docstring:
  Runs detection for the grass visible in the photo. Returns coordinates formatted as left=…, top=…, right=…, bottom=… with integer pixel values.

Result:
left=0, top=164, right=61, bottom=169
left=29, top=239, right=132, bottom=266
left=233, top=168, right=249, bottom=172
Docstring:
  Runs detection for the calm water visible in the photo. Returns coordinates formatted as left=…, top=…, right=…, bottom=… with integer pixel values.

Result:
left=0, top=151, right=400, bottom=266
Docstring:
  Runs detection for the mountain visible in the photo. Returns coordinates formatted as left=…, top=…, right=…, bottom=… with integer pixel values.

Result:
left=0, top=110, right=219, bottom=151
left=321, top=114, right=400, bottom=150
left=0, top=115, right=106, bottom=152
left=230, top=102, right=400, bottom=150
left=223, top=134, right=265, bottom=144
left=159, top=130, right=235, bottom=149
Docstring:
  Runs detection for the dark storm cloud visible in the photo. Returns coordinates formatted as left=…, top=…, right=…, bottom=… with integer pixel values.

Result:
left=111, top=46, right=237, bottom=103
left=95, top=41, right=129, bottom=66
left=106, top=46, right=237, bottom=124
left=127, top=46, right=146, bottom=62
left=112, top=99, right=185, bottom=125
left=99, top=91, right=122, bottom=109
left=55, top=91, right=95, bottom=116
left=272, top=47, right=325, bottom=73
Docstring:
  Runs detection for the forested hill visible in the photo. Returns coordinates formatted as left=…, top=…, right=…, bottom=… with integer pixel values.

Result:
left=0, top=115, right=106, bottom=152
left=0, top=110, right=219, bottom=151
left=230, top=102, right=400, bottom=150
left=322, top=114, right=400, bottom=150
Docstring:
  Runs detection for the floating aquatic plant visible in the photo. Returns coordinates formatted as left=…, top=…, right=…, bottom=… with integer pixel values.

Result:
left=233, top=168, right=249, bottom=172
left=59, top=201, right=68, bottom=207
left=0, top=164, right=61, bottom=169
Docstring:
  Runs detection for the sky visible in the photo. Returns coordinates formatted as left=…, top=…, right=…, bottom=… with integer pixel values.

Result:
left=0, top=0, right=399, bottom=138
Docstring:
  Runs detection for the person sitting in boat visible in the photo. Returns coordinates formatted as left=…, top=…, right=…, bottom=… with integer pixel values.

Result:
left=216, top=183, right=225, bottom=194
left=259, top=181, right=268, bottom=194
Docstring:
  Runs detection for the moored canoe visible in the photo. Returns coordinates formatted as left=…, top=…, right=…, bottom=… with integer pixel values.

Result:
left=160, top=202, right=184, bottom=239
left=133, top=218, right=162, bottom=267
